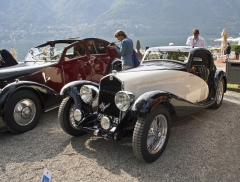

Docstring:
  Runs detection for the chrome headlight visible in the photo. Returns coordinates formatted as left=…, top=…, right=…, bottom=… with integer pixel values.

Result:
left=115, top=91, right=135, bottom=112
left=80, top=85, right=99, bottom=104
left=100, top=116, right=111, bottom=130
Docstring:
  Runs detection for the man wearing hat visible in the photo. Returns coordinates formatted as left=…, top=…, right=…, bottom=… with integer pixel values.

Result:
left=186, top=29, right=205, bottom=47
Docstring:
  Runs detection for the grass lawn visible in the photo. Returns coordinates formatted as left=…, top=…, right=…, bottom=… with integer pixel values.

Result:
left=227, top=83, right=240, bottom=89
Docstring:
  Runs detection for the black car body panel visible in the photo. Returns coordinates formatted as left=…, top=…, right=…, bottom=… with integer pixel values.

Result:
left=0, top=81, right=60, bottom=126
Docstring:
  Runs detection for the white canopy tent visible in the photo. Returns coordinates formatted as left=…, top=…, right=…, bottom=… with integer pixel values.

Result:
left=231, top=37, right=240, bottom=45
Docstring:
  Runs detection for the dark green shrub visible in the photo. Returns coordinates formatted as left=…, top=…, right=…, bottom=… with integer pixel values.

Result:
left=230, top=44, right=240, bottom=54
left=235, top=45, right=240, bottom=55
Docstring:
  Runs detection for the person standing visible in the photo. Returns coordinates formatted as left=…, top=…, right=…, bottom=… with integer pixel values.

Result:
left=186, top=29, right=205, bottom=48
left=224, top=43, right=231, bottom=61
left=109, top=30, right=134, bottom=70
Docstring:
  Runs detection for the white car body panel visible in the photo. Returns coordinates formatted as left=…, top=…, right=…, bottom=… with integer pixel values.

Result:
left=113, top=70, right=209, bottom=103
left=186, top=74, right=209, bottom=102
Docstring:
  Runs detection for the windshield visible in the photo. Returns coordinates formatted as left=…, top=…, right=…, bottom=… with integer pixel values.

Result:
left=24, top=43, right=70, bottom=65
left=142, top=49, right=190, bottom=64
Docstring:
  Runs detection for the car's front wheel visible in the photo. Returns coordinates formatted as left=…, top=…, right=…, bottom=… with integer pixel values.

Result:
left=210, top=77, right=225, bottom=109
left=4, top=90, right=41, bottom=133
left=58, top=96, right=87, bottom=136
left=132, top=104, right=171, bottom=163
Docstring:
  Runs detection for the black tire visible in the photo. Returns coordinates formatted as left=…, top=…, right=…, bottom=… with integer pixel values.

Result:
left=132, top=105, right=171, bottom=163
left=4, top=90, right=41, bottom=134
left=58, top=96, right=87, bottom=136
left=210, top=77, right=225, bottom=109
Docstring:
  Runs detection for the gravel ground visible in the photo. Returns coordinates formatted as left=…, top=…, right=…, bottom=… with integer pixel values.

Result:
left=0, top=90, right=240, bottom=182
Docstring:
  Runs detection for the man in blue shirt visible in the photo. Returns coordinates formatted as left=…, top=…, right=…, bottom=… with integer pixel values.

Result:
left=109, top=30, right=134, bottom=70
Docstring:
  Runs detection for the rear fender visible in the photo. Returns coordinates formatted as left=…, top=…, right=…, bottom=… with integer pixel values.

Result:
left=208, top=69, right=227, bottom=100
left=0, top=80, right=60, bottom=113
left=214, top=69, right=227, bottom=92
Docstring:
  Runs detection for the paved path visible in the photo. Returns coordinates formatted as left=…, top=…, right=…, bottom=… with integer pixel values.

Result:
left=215, top=59, right=240, bottom=72
left=214, top=60, right=226, bottom=71
left=0, top=91, right=240, bottom=182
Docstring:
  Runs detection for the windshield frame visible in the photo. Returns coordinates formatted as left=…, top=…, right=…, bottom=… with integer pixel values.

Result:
left=24, top=42, right=72, bottom=64
left=142, top=46, right=193, bottom=65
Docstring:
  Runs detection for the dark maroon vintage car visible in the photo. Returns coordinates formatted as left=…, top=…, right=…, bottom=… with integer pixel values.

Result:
left=0, top=38, right=121, bottom=133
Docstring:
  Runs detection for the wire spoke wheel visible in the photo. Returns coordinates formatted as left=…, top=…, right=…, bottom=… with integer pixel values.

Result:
left=132, top=105, right=171, bottom=163
left=58, top=97, right=86, bottom=136
left=147, top=114, right=168, bottom=154
left=216, top=79, right=224, bottom=105
left=210, top=77, right=225, bottom=109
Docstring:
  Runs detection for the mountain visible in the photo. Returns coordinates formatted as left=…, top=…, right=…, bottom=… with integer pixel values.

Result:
left=0, top=0, right=240, bottom=42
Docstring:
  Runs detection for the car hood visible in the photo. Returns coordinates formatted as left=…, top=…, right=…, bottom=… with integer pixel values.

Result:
left=115, top=64, right=186, bottom=84
left=0, top=62, right=57, bottom=82
left=109, top=65, right=188, bottom=98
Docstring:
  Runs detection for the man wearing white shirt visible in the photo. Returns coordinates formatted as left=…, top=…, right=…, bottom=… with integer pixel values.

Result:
left=186, top=29, right=205, bottom=48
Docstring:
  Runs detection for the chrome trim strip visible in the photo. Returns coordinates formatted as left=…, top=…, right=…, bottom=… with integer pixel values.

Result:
left=44, top=105, right=59, bottom=112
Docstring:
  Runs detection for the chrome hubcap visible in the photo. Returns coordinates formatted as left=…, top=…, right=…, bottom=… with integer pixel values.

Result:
left=216, top=80, right=223, bottom=104
left=13, top=99, right=36, bottom=126
left=147, top=114, right=168, bottom=154
left=69, top=103, right=81, bottom=130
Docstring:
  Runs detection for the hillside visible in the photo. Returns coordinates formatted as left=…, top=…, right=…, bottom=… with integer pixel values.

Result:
left=0, top=0, right=240, bottom=42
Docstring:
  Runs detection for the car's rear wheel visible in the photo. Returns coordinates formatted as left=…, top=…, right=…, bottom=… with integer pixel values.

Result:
left=4, top=90, right=41, bottom=134
left=210, top=77, right=225, bottom=109
left=58, top=96, right=87, bottom=136
left=132, top=105, right=171, bottom=163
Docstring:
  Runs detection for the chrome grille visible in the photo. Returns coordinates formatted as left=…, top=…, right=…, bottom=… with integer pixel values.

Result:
left=98, top=75, right=122, bottom=119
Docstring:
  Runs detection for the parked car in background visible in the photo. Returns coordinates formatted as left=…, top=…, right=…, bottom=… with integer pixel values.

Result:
left=0, top=38, right=121, bottom=133
left=58, top=46, right=226, bottom=163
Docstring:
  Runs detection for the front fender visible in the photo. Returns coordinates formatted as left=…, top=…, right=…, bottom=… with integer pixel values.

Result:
left=60, top=80, right=99, bottom=111
left=60, top=80, right=99, bottom=96
left=0, top=80, right=60, bottom=113
left=131, top=90, right=215, bottom=117
left=131, top=91, right=171, bottom=117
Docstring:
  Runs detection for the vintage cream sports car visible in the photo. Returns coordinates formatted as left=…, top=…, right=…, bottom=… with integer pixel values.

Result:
left=58, top=46, right=226, bottom=163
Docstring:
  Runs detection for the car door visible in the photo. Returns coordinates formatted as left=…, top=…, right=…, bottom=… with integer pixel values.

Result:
left=186, top=73, right=209, bottom=103
left=62, top=42, right=92, bottom=85
left=186, top=53, right=210, bottom=103
left=87, top=40, right=108, bottom=83
left=43, top=64, right=65, bottom=93
left=94, top=40, right=111, bottom=74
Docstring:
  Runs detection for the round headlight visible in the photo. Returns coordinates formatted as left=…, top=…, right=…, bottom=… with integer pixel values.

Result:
left=101, top=116, right=111, bottom=130
left=115, top=91, right=135, bottom=112
left=80, top=85, right=99, bottom=104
